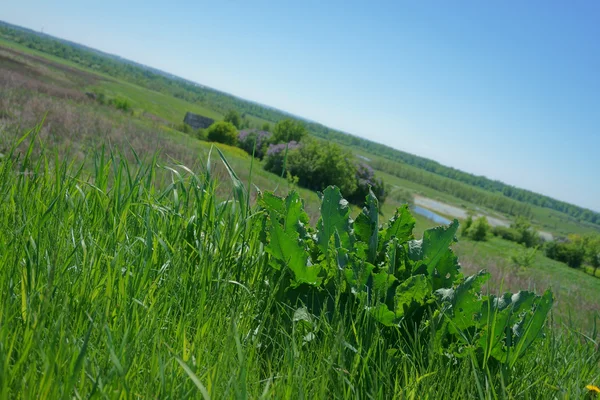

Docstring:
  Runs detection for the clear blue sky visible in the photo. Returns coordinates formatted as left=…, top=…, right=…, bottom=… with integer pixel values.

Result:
left=3, top=0, right=600, bottom=211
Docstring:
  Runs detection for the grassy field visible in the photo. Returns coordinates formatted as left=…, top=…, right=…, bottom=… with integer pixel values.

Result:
left=1, top=40, right=599, bottom=397
left=0, top=133, right=598, bottom=397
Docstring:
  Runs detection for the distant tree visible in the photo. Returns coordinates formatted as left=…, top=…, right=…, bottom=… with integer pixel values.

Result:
left=544, top=238, right=586, bottom=269
left=261, top=122, right=271, bottom=132
left=264, top=140, right=358, bottom=198
left=467, top=217, right=490, bottom=241
left=460, top=216, right=473, bottom=237
left=272, top=119, right=307, bottom=144
left=206, top=121, right=238, bottom=146
left=492, top=226, right=521, bottom=242
left=588, top=236, right=600, bottom=277
left=575, top=234, right=600, bottom=276
left=224, top=110, right=242, bottom=129
left=511, top=217, right=539, bottom=248
left=237, top=129, right=272, bottom=159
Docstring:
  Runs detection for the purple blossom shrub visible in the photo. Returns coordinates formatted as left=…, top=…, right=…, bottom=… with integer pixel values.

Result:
left=237, top=129, right=272, bottom=159
left=264, top=141, right=301, bottom=175
left=266, top=141, right=300, bottom=156
left=347, top=161, right=387, bottom=205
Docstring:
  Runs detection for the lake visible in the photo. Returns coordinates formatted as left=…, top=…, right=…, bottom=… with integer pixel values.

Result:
left=412, top=205, right=452, bottom=225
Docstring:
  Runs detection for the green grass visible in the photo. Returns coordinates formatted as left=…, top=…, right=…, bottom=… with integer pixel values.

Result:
left=0, top=132, right=598, bottom=398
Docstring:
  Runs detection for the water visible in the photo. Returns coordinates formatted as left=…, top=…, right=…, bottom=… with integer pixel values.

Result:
left=412, top=206, right=452, bottom=225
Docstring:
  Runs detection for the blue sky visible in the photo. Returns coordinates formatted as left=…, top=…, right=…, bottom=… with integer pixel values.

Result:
left=3, top=0, right=600, bottom=211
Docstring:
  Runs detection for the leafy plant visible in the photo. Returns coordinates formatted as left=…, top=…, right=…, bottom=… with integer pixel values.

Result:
left=258, top=187, right=553, bottom=366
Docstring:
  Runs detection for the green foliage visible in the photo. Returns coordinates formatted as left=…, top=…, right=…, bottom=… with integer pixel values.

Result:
left=261, top=122, right=271, bottom=131
left=510, top=245, right=538, bottom=268
left=466, top=216, right=490, bottom=241
left=544, top=240, right=585, bottom=269
left=546, top=233, right=600, bottom=273
left=223, top=109, right=242, bottom=129
left=265, top=140, right=359, bottom=198
left=460, top=216, right=473, bottom=237
left=492, top=225, right=521, bottom=242
left=109, top=96, right=132, bottom=112
left=437, top=279, right=554, bottom=368
left=206, top=121, right=238, bottom=146
left=259, top=186, right=553, bottom=366
left=511, top=217, right=540, bottom=248
left=272, top=119, right=307, bottom=144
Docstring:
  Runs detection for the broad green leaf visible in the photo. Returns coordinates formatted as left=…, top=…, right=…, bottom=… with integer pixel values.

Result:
left=383, top=238, right=406, bottom=277
left=394, top=274, right=431, bottom=318
left=353, top=189, right=379, bottom=263
left=266, top=211, right=321, bottom=285
left=507, top=290, right=553, bottom=368
left=384, top=204, right=415, bottom=244
left=412, top=220, right=459, bottom=284
left=344, top=259, right=375, bottom=293
left=370, top=303, right=396, bottom=326
left=317, top=186, right=352, bottom=255
left=284, top=191, right=309, bottom=237
left=259, top=192, right=285, bottom=215
left=371, top=270, right=397, bottom=298
left=334, top=231, right=349, bottom=270
left=476, top=293, right=513, bottom=362
left=446, top=271, right=490, bottom=334
left=430, top=249, right=461, bottom=290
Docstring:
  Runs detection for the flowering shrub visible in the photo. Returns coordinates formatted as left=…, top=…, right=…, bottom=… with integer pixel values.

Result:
left=347, top=161, right=387, bottom=204
left=237, top=129, right=272, bottom=159
left=263, top=141, right=301, bottom=174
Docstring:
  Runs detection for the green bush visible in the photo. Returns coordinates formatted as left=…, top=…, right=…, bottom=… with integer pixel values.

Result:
left=492, top=226, right=521, bottom=242
left=206, top=121, right=238, bottom=146
left=460, top=216, right=473, bottom=237
left=544, top=240, right=585, bottom=268
left=265, top=140, right=358, bottom=198
left=511, top=217, right=540, bottom=248
left=111, top=96, right=132, bottom=112
left=467, top=216, right=490, bottom=241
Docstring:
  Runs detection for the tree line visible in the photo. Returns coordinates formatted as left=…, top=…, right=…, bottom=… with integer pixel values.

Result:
left=372, top=159, right=533, bottom=218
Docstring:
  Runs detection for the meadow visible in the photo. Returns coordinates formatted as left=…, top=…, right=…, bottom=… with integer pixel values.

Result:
left=0, top=38, right=599, bottom=398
